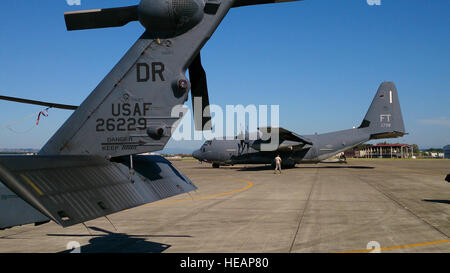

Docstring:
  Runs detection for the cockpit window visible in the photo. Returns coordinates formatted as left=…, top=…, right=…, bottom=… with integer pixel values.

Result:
left=201, top=141, right=212, bottom=150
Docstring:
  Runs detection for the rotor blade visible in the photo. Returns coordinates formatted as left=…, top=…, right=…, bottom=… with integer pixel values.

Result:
left=0, top=95, right=78, bottom=110
left=233, top=0, right=304, bottom=8
left=64, top=5, right=139, bottom=31
left=189, top=53, right=211, bottom=131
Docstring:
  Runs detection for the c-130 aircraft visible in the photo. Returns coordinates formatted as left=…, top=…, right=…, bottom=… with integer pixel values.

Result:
left=193, top=82, right=406, bottom=168
left=0, top=0, right=307, bottom=230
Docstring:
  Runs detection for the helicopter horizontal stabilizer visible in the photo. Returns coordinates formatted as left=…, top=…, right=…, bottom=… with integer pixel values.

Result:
left=0, top=155, right=196, bottom=228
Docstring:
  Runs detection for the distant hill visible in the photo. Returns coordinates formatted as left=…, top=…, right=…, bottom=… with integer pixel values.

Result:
left=160, top=147, right=196, bottom=155
left=0, top=147, right=195, bottom=155
left=0, top=148, right=39, bottom=154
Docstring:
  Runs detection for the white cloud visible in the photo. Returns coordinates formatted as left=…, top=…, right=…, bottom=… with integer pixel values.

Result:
left=419, top=117, right=450, bottom=127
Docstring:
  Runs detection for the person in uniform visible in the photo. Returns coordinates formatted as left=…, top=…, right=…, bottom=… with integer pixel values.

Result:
left=274, top=155, right=282, bottom=174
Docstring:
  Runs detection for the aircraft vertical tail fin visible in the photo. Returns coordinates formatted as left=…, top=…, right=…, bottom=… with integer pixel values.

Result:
left=39, top=0, right=234, bottom=158
left=359, top=82, right=406, bottom=139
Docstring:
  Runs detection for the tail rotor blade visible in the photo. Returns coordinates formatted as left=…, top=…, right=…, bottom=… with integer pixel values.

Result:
left=189, top=53, right=211, bottom=131
left=0, top=95, right=78, bottom=110
left=233, top=0, right=303, bottom=8
left=64, top=5, right=139, bottom=31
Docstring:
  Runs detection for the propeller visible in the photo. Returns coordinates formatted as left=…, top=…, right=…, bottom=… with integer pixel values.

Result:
left=64, top=0, right=304, bottom=32
left=233, top=0, right=303, bottom=8
left=64, top=0, right=205, bottom=34
left=64, top=6, right=139, bottom=31
left=189, top=53, right=211, bottom=131
left=0, top=95, right=78, bottom=110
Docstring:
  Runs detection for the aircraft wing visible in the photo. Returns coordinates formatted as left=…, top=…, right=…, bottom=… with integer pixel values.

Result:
left=258, top=127, right=313, bottom=145
left=0, top=155, right=196, bottom=228
left=252, top=127, right=313, bottom=151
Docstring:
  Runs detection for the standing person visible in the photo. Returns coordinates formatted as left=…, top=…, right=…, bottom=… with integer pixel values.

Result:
left=274, top=155, right=282, bottom=174
left=340, top=152, right=347, bottom=161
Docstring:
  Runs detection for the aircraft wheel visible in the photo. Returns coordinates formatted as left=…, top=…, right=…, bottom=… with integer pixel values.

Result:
left=212, top=163, right=220, bottom=168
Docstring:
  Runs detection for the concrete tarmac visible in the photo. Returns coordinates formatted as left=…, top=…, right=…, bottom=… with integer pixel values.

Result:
left=0, top=159, right=449, bottom=253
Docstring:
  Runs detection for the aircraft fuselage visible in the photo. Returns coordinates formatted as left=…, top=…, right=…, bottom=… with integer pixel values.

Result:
left=193, top=128, right=371, bottom=167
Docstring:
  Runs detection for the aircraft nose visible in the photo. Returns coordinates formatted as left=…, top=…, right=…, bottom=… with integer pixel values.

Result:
left=192, top=149, right=201, bottom=160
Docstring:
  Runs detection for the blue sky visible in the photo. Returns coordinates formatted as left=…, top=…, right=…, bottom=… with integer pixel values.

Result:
left=0, top=0, right=449, bottom=152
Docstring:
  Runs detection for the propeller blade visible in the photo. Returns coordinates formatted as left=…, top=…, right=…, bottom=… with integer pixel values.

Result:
left=233, top=0, right=303, bottom=8
left=64, top=5, right=139, bottom=31
left=0, top=95, right=78, bottom=110
left=189, top=53, right=211, bottom=131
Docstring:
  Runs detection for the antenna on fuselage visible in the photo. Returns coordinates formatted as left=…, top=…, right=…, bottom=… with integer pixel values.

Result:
left=129, top=155, right=135, bottom=183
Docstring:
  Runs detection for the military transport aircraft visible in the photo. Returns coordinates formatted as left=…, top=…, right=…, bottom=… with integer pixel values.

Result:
left=0, top=0, right=305, bottom=229
left=192, top=82, right=406, bottom=168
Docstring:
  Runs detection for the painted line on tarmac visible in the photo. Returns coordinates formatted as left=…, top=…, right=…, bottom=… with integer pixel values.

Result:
left=336, top=239, right=450, bottom=253
left=145, top=179, right=254, bottom=207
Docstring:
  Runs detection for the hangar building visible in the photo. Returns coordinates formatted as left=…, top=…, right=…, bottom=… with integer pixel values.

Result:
left=444, top=145, right=450, bottom=159
left=348, top=144, right=414, bottom=159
